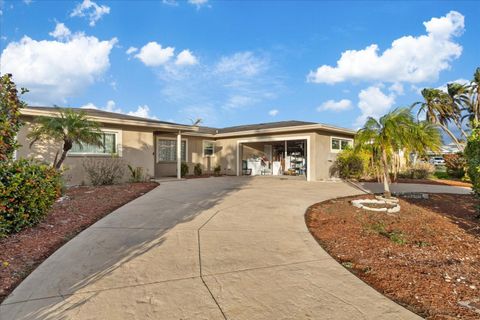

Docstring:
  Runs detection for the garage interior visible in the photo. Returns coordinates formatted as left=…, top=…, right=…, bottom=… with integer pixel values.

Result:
left=241, top=139, right=307, bottom=179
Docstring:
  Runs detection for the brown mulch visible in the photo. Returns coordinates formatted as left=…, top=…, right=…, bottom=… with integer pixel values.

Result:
left=306, top=194, right=480, bottom=319
left=0, top=182, right=158, bottom=303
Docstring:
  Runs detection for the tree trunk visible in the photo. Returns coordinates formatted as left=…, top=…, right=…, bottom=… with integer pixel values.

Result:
left=439, top=123, right=464, bottom=151
left=381, top=148, right=391, bottom=198
left=55, top=139, right=72, bottom=170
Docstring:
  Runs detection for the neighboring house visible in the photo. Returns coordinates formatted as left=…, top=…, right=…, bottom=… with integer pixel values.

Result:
left=16, top=106, right=355, bottom=185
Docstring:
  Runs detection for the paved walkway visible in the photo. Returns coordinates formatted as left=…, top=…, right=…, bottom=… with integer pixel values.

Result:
left=1, top=177, right=421, bottom=319
left=358, top=182, right=471, bottom=195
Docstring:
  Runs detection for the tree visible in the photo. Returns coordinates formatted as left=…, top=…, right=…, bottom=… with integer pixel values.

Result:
left=0, top=73, right=26, bottom=161
left=464, top=122, right=480, bottom=214
left=414, top=88, right=463, bottom=150
left=28, top=108, right=103, bottom=169
left=355, top=108, right=441, bottom=197
left=465, top=67, right=480, bottom=124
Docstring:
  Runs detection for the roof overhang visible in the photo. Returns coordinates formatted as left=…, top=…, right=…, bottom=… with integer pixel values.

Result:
left=212, top=123, right=356, bottom=138
left=21, top=107, right=197, bottom=132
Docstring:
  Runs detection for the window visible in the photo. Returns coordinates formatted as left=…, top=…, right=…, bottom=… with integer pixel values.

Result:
left=203, top=140, right=215, bottom=157
left=157, top=139, right=186, bottom=162
left=331, top=137, right=353, bottom=152
left=70, top=132, right=117, bottom=155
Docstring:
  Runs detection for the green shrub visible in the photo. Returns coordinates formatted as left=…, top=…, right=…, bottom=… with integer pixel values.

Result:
left=181, top=162, right=189, bottom=178
left=213, top=164, right=221, bottom=176
left=444, top=153, right=466, bottom=179
left=433, top=171, right=450, bottom=180
left=82, top=156, right=126, bottom=186
left=0, top=159, right=61, bottom=237
left=127, top=165, right=144, bottom=182
left=402, top=162, right=435, bottom=179
left=465, top=124, right=480, bottom=213
left=193, top=163, right=202, bottom=176
left=330, top=148, right=368, bottom=179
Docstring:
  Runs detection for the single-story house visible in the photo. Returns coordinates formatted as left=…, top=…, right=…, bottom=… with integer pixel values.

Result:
left=16, top=106, right=355, bottom=185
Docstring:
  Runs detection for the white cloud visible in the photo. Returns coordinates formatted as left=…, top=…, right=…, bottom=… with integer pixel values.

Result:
left=70, top=0, right=110, bottom=27
left=215, top=51, right=267, bottom=77
left=0, top=34, right=117, bottom=104
left=388, top=82, right=404, bottom=95
left=436, top=78, right=470, bottom=92
left=188, top=0, right=208, bottom=8
left=134, top=42, right=175, bottom=66
left=308, top=11, right=464, bottom=84
left=269, top=109, right=279, bottom=116
left=223, top=95, right=258, bottom=110
left=175, top=49, right=198, bottom=66
left=128, top=105, right=156, bottom=119
left=81, top=101, right=157, bottom=119
left=23, top=0, right=33, bottom=4
left=126, top=46, right=138, bottom=55
left=49, top=22, right=71, bottom=41
left=355, top=86, right=396, bottom=126
left=162, top=0, right=178, bottom=6
left=317, top=99, right=352, bottom=112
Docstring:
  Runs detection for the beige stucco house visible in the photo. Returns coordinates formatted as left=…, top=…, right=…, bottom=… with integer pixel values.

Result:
left=16, top=106, right=355, bottom=185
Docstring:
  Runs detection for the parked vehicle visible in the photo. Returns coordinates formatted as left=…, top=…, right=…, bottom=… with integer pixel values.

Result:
left=429, top=156, right=445, bottom=166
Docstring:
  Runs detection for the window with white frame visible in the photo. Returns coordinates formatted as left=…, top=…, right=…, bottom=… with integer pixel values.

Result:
left=331, top=137, right=353, bottom=152
left=70, top=132, right=118, bottom=155
left=157, top=139, right=186, bottom=162
left=203, top=140, right=215, bottom=157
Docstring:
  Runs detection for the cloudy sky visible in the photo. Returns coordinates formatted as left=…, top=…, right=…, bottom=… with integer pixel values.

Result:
left=0, top=0, right=478, bottom=128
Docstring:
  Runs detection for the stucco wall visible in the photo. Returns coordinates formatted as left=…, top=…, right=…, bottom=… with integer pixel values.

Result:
left=154, top=134, right=219, bottom=177
left=16, top=118, right=155, bottom=185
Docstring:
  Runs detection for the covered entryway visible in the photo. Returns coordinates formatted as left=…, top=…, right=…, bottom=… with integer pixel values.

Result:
left=236, top=136, right=311, bottom=181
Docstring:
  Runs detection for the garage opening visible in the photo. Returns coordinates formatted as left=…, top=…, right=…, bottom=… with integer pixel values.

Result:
left=240, top=139, right=307, bottom=180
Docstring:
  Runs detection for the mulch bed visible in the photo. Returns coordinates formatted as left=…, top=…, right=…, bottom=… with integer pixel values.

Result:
left=306, top=193, right=480, bottom=319
left=0, top=182, right=158, bottom=303
left=361, top=178, right=472, bottom=188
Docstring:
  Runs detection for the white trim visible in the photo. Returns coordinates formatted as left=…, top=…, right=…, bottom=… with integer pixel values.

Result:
left=202, top=139, right=216, bottom=158
left=68, top=128, right=123, bottom=157
left=330, top=136, right=354, bottom=153
left=236, top=135, right=312, bottom=181
left=156, top=136, right=188, bottom=163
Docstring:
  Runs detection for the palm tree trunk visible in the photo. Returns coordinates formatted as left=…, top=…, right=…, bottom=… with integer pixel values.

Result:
left=55, top=150, right=68, bottom=170
left=381, top=148, right=391, bottom=198
left=439, top=123, right=464, bottom=151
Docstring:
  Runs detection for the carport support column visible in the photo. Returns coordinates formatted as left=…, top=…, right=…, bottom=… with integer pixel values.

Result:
left=177, top=131, right=182, bottom=179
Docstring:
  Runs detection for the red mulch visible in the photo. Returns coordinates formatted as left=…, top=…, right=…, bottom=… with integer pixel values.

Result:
left=0, top=182, right=158, bottom=303
left=306, top=194, right=480, bottom=319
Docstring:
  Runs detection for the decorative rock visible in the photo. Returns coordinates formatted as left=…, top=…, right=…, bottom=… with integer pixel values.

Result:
left=351, top=197, right=400, bottom=213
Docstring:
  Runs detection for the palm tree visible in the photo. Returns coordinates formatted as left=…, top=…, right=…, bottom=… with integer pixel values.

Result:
left=355, top=107, right=441, bottom=197
left=467, top=67, right=480, bottom=124
left=413, top=88, right=463, bottom=150
left=447, top=82, right=470, bottom=139
left=28, top=108, right=103, bottom=169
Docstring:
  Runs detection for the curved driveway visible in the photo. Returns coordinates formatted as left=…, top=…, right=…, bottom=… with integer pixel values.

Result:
left=1, top=177, right=423, bottom=319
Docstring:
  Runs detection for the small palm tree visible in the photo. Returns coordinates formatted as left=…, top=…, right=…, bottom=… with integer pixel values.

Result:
left=355, top=107, right=441, bottom=197
left=28, top=108, right=102, bottom=169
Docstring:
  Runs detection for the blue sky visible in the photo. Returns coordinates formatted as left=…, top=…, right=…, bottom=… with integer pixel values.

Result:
left=1, top=0, right=479, bottom=129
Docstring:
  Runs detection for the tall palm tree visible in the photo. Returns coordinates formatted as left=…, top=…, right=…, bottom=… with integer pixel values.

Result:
left=355, top=108, right=441, bottom=197
left=28, top=108, right=102, bottom=169
left=447, top=82, right=470, bottom=139
left=467, top=67, right=480, bottom=124
left=413, top=88, right=463, bottom=150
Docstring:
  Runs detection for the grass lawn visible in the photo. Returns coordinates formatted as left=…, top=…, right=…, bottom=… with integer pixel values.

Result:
left=0, top=182, right=158, bottom=303
left=306, top=194, right=480, bottom=319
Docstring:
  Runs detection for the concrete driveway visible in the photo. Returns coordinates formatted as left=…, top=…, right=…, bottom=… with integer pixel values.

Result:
left=1, top=177, right=421, bottom=319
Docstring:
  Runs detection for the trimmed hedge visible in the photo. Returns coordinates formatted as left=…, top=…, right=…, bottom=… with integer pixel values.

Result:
left=465, top=125, right=480, bottom=203
left=0, top=159, right=61, bottom=237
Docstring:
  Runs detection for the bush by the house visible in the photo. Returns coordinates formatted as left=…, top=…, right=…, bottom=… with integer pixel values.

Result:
left=194, top=163, right=202, bottom=176
left=127, top=164, right=145, bottom=182
left=444, top=153, right=466, bottom=179
left=0, top=159, right=61, bottom=237
left=82, top=156, right=126, bottom=186
left=181, top=162, right=189, bottom=177
left=401, top=161, right=435, bottom=179
left=465, top=124, right=480, bottom=212
left=214, top=164, right=221, bottom=176
left=330, top=148, right=368, bottom=179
